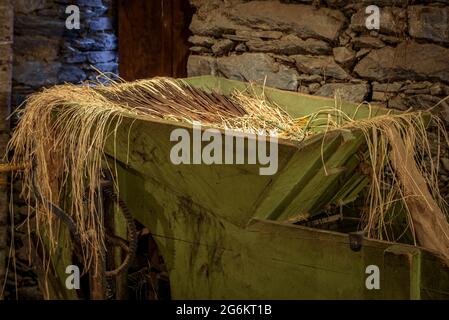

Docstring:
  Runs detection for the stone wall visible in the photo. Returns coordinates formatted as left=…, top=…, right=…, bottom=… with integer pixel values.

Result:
left=5, top=0, right=118, bottom=300
left=12, top=0, right=118, bottom=111
left=187, top=0, right=449, bottom=123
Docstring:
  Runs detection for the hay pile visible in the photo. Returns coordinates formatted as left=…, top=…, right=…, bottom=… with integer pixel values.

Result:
left=6, top=77, right=449, bottom=272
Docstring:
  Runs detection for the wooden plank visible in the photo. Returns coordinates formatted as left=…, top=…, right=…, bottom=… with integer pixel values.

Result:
left=253, top=133, right=342, bottom=221
left=420, top=250, right=449, bottom=299
left=383, top=245, right=421, bottom=300
left=106, top=116, right=282, bottom=227
left=33, top=224, right=79, bottom=300
left=118, top=0, right=192, bottom=80
left=279, top=133, right=365, bottom=220
left=113, top=162, right=449, bottom=299
left=118, top=0, right=172, bottom=80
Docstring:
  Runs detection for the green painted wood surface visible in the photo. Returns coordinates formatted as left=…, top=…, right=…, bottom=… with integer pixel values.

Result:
left=383, top=245, right=422, bottom=300
left=112, top=162, right=449, bottom=299
left=45, top=76, right=449, bottom=299
left=106, top=115, right=367, bottom=227
left=99, top=77, right=449, bottom=299
left=39, top=222, right=78, bottom=300
left=102, top=76, right=375, bottom=226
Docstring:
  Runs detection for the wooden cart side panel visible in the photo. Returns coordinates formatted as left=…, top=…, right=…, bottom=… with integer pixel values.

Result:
left=114, top=164, right=449, bottom=299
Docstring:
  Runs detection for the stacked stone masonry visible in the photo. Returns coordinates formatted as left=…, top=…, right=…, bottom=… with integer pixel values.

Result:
left=187, top=0, right=449, bottom=124
left=12, top=0, right=118, bottom=110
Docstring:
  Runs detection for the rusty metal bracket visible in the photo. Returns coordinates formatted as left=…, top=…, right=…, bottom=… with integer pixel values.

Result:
left=349, top=231, right=365, bottom=252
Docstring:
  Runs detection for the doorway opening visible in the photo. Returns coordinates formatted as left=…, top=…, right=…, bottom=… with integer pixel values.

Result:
left=118, top=0, right=194, bottom=81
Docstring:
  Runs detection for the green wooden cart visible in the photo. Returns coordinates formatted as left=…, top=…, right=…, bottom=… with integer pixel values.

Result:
left=41, top=76, right=449, bottom=300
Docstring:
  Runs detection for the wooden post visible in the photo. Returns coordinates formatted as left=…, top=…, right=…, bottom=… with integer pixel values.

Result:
left=0, top=0, right=13, bottom=300
left=383, top=245, right=421, bottom=300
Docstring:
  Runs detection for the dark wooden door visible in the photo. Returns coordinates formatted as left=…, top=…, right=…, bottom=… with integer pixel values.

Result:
left=118, top=0, right=193, bottom=81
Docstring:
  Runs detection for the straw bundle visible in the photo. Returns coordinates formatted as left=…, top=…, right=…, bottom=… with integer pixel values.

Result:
left=7, top=77, right=312, bottom=272
left=6, top=77, right=449, bottom=273
left=342, top=113, right=449, bottom=260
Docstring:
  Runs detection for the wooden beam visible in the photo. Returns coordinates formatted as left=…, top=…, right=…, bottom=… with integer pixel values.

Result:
left=118, top=0, right=192, bottom=80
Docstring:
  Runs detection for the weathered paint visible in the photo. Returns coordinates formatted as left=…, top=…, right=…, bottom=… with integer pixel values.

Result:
left=113, top=163, right=449, bottom=299
left=46, top=76, right=449, bottom=299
